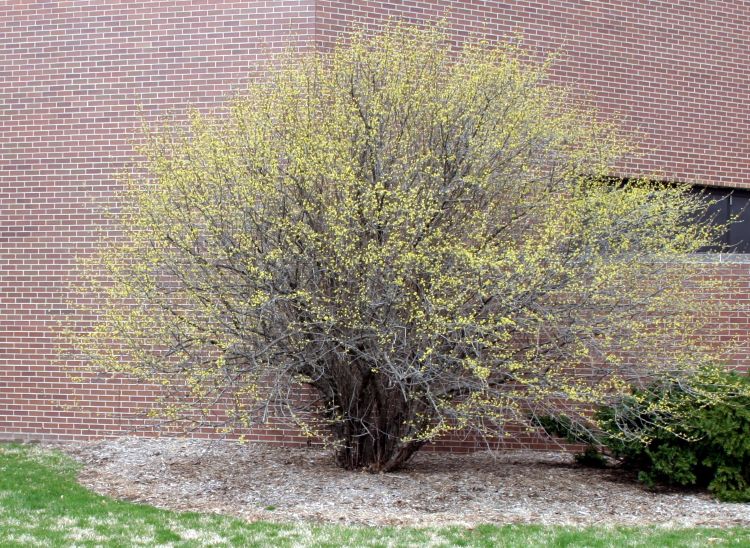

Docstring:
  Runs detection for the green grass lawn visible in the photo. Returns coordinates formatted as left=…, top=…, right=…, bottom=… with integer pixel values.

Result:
left=0, top=443, right=747, bottom=547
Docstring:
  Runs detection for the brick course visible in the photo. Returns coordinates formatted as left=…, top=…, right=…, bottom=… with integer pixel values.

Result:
left=1, top=1, right=748, bottom=447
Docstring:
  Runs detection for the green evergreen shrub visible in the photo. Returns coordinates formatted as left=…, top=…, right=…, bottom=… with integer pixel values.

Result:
left=597, top=370, right=750, bottom=502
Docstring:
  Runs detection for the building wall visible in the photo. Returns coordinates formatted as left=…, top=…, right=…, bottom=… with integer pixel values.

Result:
left=0, top=0, right=315, bottom=442
left=317, top=0, right=750, bottom=189
left=1, top=0, right=748, bottom=446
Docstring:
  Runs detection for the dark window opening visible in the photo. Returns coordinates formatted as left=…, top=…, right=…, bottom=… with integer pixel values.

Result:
left=692, top=186, right=750, bottom=253
left=586, top=177, right=750, bottom=254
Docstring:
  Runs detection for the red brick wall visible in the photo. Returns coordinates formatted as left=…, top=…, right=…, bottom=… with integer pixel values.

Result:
left=317, top=0, right=750, bottom=189
left=1, top=1, right=748, bottom=447
left=0, top=0, right=315, bottom=441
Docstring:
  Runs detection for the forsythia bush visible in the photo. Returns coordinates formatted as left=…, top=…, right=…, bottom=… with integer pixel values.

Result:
left=73, top=24, right=727, bottom=472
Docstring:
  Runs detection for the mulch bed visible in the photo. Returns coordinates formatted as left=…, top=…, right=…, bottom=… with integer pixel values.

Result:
left=63, top=437, right=750, bottom=527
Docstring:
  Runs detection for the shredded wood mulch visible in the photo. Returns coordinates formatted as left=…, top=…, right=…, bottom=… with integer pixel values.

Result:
left=62, top=437, right=749, bottom=527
